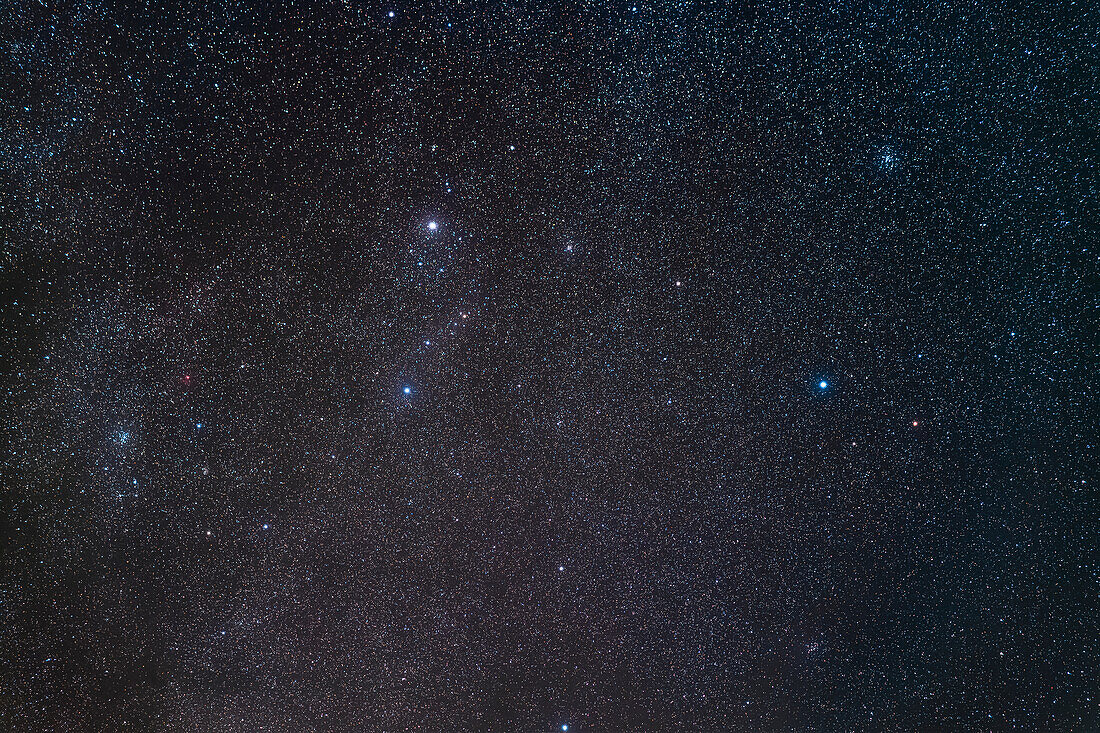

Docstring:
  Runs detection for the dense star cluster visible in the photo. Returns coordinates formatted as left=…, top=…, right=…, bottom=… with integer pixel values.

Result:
left=1, top=1, right=1094, bottom=731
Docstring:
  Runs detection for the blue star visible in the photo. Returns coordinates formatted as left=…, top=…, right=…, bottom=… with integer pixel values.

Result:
left=196, top=422, right=204, bottom=429
left=818, top=381, right=828, bottom=390
left=403, top=386, right=413, bottom=395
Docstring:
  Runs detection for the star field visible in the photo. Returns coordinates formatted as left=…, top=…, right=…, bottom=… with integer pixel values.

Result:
left=0, top=1, right=1094, bottom=731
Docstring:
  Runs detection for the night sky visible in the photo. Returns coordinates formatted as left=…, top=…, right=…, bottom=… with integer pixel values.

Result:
left=1, top=1, right=1095, bottom=731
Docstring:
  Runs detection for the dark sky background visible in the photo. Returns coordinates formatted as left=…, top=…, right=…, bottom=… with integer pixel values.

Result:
left=0, top=1, right=1094, bottom=731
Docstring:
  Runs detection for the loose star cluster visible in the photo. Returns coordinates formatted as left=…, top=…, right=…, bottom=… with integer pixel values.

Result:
left=0, top=1, right=1092, bottom=731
